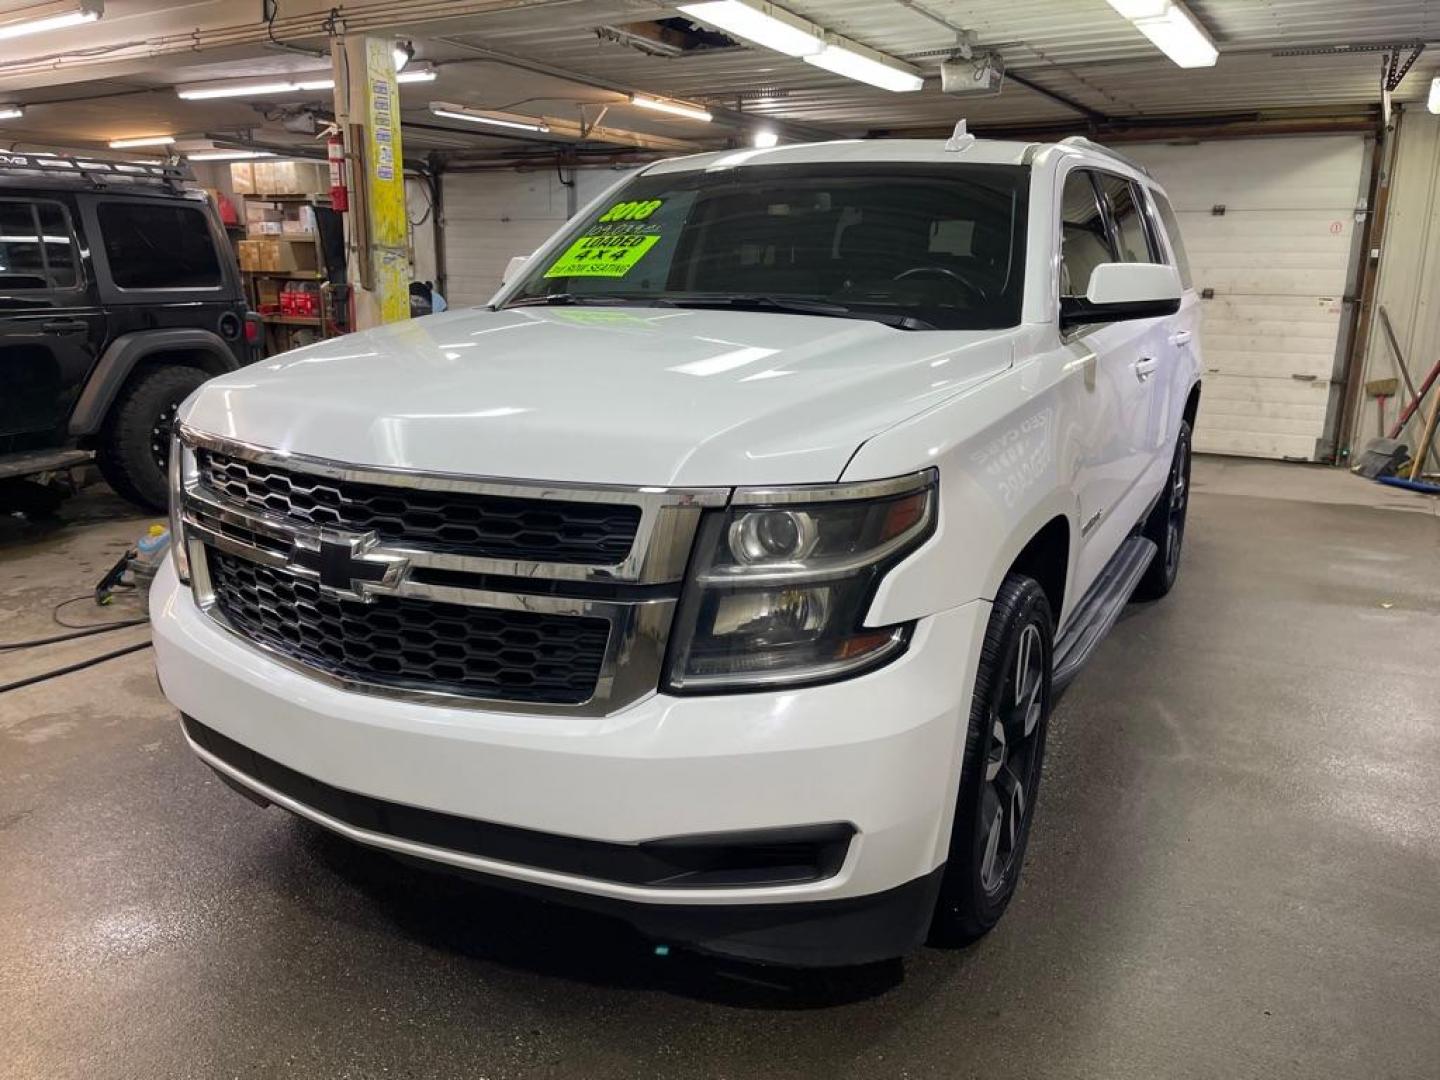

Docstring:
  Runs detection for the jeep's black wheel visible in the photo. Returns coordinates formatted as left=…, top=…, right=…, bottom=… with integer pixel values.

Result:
left=1133, top=419, right=1192, bottom=601
left=95, top=366, right=208, bottom=512
left=930, top=574, right=1053, bottom=946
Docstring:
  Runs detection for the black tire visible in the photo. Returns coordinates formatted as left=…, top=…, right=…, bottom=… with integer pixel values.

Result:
left=930, top=574, right=1054, bottom=946
left=95, top=365, right=208, bottom=512
left=1132, top=419, right=1192, bottom=601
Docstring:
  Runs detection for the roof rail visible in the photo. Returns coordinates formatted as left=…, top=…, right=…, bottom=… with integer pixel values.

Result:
left=0, top=150, right=195, bottom=190
left=1056, top=135, right=1153, bottom=178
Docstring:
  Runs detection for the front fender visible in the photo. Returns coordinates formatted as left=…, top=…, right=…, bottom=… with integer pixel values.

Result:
left=69, top=328, right=240, bottom=437
left=848, top=339, right=1081, bottom=627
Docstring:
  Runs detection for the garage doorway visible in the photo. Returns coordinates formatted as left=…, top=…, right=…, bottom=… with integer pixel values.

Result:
left=1125, top=135, right=1370, bottom=461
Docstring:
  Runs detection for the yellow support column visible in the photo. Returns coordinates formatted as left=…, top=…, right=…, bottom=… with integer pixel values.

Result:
left=333, top=35, right=410, bottom=329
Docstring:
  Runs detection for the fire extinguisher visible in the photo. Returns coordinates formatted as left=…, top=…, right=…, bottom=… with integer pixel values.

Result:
left=327, top=134, right=348, bottom=212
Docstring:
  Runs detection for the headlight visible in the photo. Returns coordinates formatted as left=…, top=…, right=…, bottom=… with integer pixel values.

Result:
left=664, top=470, right=936, bottom=692
left=167, top=432, right=192, bottom=584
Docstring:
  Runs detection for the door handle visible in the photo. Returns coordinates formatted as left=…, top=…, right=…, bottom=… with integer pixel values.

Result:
left=1169, top=330, right=1192, bottom=347
left=41, top=319, right=88, bottom=334
left=1134, top=357, right=1159, bottom=381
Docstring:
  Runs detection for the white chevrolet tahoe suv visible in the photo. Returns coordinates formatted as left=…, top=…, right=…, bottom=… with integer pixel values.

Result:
left=153, top=135, right=1202, bottom=967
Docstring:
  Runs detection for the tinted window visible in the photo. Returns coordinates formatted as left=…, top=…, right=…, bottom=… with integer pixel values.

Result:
left=1059, top=170, right=1114, bottom=298
left=0, top=200, right=77, bottom=290
left=36, top=204, right=78, bottom=288
left=1095, top=173, right=1156, bottom=262
left=1148, top=189, right=1193, bottom=288
left=507, top=163, right=1030, bottom=331
left=98, top=201, right=221, bottom=289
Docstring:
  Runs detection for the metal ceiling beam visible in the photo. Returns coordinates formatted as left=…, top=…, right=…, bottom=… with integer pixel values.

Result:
left=429, top=35, right=841, bottom=143
left=1005, top=70, right=1110, bottom=124
left=887, top=107, right=1381, bottom=143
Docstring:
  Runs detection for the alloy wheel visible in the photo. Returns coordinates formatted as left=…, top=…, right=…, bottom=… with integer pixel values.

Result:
left=1165, top=435, right=1191, bottom=576
left=978, top=621, right=1046, bottom=895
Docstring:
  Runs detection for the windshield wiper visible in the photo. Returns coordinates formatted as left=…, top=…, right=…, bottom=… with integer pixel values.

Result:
left=663, top=294, right=849, bottom=316
left=662, top=294, right=934, bottom=330
left=500, top=293, right=669, bottom=309
left=501, top=292, right=933, bottom=329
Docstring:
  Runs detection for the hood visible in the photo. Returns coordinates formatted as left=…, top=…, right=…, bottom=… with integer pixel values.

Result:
left=183, top=306, right=1015, bottom=487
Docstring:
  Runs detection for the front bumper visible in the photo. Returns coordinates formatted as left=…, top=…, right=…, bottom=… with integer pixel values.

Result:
left=151, top=559, right=988, bottom=964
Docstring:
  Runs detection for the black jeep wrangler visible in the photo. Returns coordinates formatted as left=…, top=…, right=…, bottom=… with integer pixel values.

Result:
left=1, top=153, right=253, bottom=513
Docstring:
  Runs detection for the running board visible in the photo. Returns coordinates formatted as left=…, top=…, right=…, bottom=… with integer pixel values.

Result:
left=0, top=447, right=91, bottom=480
left=1052, top=536, right=1157, bottom=690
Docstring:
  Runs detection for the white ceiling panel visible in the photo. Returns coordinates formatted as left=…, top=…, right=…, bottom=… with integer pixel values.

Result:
left=0, top=1, right=1433, bottom=152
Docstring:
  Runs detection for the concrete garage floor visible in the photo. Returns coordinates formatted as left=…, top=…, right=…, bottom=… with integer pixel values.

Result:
left=1, top=458, right=1437, bottom=1080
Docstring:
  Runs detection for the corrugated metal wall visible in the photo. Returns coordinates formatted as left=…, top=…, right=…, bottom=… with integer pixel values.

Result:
left=1353, top=108, right=1440, bottom=461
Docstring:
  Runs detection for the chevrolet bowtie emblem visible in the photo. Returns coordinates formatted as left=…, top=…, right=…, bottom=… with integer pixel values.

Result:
left=288, top=530, right=408, bottom=601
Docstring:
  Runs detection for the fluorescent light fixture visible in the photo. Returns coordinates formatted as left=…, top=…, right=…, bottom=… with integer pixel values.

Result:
left=0, top=0, right=101, bottom=42
left=1430, top=77, right=1440, bottom=114
left=677, top=0, right=821, bottom=57
left=1104, top=0, right=1169, bottom=16
left=186, top=149, right=276, bottom=161
left=1107, top=1, right=1217, bottom=68
left=177, top=66, right=435, bottom=101
left=804, top=40, right=924, bottom=92
left=108, top=135, right=175, bottom=148
left=1132, top=3, right=1217, bottom=68
left=178, top=80, right=305, bottom=100
left=752, top=128, right=779, bottom=148
left=629, top=94, right=713, bottom=121
left=0, top=105, right=23, bottom=120
left=429, top=102, right=550, bottom=133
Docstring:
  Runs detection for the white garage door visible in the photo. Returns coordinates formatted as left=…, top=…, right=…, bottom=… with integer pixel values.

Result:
left=1124, top=136, right=1367, bottom=460
left=442, top=167, right=642, bottom=307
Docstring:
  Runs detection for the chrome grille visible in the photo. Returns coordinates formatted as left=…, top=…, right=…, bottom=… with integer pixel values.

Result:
left=197, top=449, right=642, bottom=565
left=207, top=548, right=611, bottom=704
left=175, top=427, right=725, bottom=715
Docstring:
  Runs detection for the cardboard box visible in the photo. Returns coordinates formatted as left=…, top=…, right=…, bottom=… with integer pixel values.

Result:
left=254, top=277, right=281, bottom=306
left=236, top=239, right=264, bottom=271
left=238, top=236, right=319, bottom=274
left=230, top=162, right=255, bottom=193
left=252, top=160, right=327, bottom=196
left=263, top=238, right=319, bottom=273
left=247, top=221, right=283, bottom=236
left=290, top=161, right=327, bottom=195
left=249, top=161, right=273, bottom=192
left=245, top=204, right=282, bottom=223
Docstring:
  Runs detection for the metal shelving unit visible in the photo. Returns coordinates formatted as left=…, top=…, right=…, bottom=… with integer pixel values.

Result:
left=237, top=192, right=343, bottom=354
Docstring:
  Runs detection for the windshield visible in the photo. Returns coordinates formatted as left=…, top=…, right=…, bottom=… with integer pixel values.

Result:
left=503, top=162, right=1029, bottom=331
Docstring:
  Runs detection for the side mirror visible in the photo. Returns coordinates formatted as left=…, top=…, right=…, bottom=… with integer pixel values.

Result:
left=1061, top=262, right=1182, bottom=329
left=501, top=254, right=530, bottom=286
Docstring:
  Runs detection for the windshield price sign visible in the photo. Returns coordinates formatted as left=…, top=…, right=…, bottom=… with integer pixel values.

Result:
left=544, top=199, right=666, bottom=278
left=598, top=199, right=663, bottom=223
left=544, top=233, right=661, bottom=278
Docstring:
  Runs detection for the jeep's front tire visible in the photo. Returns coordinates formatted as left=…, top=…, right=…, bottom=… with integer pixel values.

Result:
left=95, top=365, right=208, bottom=512
left=930, top=574, right=1054, bottom=946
